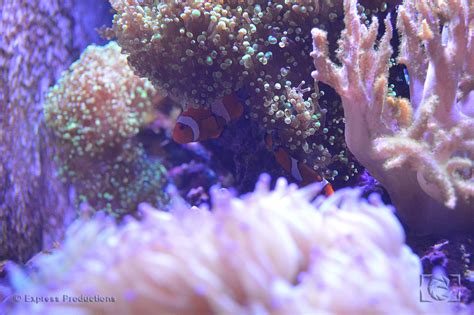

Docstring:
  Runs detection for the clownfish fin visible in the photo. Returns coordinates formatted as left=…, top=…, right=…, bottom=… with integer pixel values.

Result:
left=211, top=93, right=244, bottom=125
left=298, top=161, right=334, bottom=195
left=273, top=148, right=292, bottom=174
left=264, top=133, right=273, bottom=151
left=299, top=163, right=334, bottom=196
left=199, top=116, right=224, bottom=140
left=222, top=93, right=244, bottom=121
left=299, top=162, right=322, bottom=186
left=182, top=106, right=214, bottom=120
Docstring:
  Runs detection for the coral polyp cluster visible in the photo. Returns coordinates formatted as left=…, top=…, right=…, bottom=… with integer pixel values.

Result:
left=44, top=41, right=158, bottom=159
left=110, top=0, right=243, bottom=108
left=110, top=0, right=358, bottom=182
left=62, top=144, right=168, bottom=216
left=44, top=42, right=168, bottom=216
left=7, top=175, right=448, bottom=315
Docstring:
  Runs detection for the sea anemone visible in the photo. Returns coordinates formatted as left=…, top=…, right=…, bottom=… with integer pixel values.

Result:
left=6, top=175, right=449, bottom=314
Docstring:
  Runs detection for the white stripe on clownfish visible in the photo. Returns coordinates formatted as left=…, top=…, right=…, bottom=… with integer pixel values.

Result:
left=321, top=178, right=329, bottom=187
left=176, top=115, right=200, bottom=142
left=290, top=156, right=303, bottom=182
left=173, top=93, right=245, bottom=144
left=211, top=99, right=232, bottom=123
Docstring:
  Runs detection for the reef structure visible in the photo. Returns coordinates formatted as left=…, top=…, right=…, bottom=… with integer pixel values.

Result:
left=44, top=42, right=168, bottom=216
left=311, top=0, right=474, bottom=234
left=5, top=175, right=453, bottom=315
left=0, top=0, right=109, bottom=263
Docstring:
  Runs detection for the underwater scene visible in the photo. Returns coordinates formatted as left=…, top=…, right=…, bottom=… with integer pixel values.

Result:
left=0, top=0, right=473, bottom=314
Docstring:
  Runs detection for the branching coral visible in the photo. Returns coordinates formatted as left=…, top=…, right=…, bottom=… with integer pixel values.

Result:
left=109, top=0, right=360, bottom=183
left=311, top=0, right=473, bottom=234
left=44, top=41, right=168, bottom=216
left=6, top=174, right=449, bottom=314
left=375, top=0, right=474, bottom=209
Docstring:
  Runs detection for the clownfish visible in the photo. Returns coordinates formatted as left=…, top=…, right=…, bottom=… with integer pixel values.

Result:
left=172, top=93, right=244, bottom=144
left=265, top=133, right=334, bottom=196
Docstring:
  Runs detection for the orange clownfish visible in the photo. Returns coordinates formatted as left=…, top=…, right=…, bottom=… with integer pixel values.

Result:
left=265, top=133, right=334, bottom=196
left=172, top=93, right=244, bottom=144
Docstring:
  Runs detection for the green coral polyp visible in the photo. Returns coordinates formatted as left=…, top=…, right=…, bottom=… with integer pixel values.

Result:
left=73, top=145, right=168, bottom=216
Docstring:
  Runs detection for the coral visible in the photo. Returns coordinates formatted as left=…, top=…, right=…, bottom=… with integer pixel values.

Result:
left=66, top=143, right=169, bottom=216
left=0, top=0, right=93, bottom=263
left=44, top=41, right=168, bottom=216
left=374, top=0, right=474, bottom=209
left=311, top=0, right=473, bottom=234
left=5, top=175, right=452, bottom=314
left=44, top=41, right=159, bottom=159
left=109, top=0, right=361, bottom=183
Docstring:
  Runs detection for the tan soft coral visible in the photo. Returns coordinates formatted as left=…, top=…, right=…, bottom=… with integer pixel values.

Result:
left=311, top=0, right=473, bottom=234
left=374, top=0, right=474, bottom=209
left=374, top=96, right=473, bottom=209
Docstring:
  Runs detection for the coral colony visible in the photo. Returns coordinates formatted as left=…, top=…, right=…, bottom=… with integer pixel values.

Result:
left=43, top=42, right=169, bottom=216
left=0, top=0, right=472, bottom=314
left=311, top=0, right=474, bottom=234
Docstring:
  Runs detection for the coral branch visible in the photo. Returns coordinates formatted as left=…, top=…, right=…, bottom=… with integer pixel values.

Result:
left=311, top=0, right=394, bottom=166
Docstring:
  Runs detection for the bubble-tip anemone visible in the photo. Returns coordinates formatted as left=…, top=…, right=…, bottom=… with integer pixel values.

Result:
left=7, top=175, right=454, bottom=314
